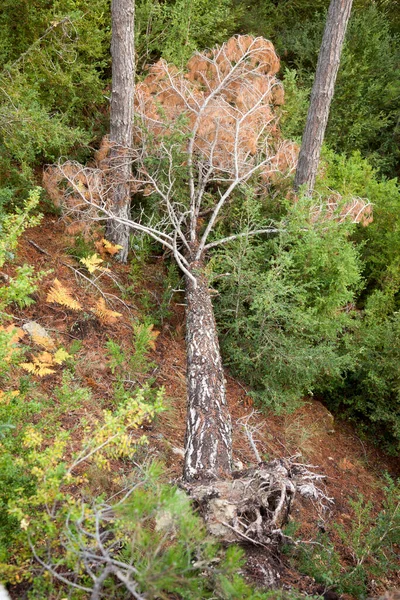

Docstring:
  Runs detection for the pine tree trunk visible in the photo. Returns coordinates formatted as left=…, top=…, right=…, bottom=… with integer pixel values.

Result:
left=183, top=262, right=232, bottom=481
left=294, top=0, right=353, bottom=195
left=106, top=0, right=135, bottom=263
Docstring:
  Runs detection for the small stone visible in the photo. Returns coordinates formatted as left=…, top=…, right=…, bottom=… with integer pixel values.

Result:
left=172, top=447, right=185, bottom=457
left=22, top=321, right=51, bottom=340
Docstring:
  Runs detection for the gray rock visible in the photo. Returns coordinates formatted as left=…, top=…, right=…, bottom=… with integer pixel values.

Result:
left=22, top=321, right=52, bottom=341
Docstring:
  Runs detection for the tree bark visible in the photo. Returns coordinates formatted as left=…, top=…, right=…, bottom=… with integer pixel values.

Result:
left=183, top=262, right=232, bottom=481
left=294, top=0, right=353, bottom=195
left=106, top=0, right=135, bottom=262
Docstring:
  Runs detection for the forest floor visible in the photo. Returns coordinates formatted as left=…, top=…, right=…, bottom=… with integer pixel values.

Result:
left=6, top=213, right=400, bottom=600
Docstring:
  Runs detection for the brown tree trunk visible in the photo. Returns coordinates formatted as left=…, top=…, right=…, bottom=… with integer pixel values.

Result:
left=183, top=262, right=232, bottom=481
left=106, top=0, right=135, bottom=262
left=294, top=0, right=353, bottom=195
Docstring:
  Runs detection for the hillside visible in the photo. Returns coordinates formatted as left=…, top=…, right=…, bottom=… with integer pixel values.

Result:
left=1, top=213, right=398, bottom=599
left=0, top=0, right=400, bottom=598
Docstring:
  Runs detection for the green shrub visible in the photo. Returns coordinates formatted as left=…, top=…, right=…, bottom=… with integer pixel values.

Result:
left=136, top=0, right=239, bottom=68
left=314, top=150, right=400, bottom=451
left=325, top=306, right=400, bottom=453
left=279, top=5, right=399, bottom=176
left=318, top=149, right=400, bottom=300
left=0, top=0, right=110, bottom=190
left=0, top=188, right=45, bottom=316
left=291, top=477, right=400, bottom=597
left=212, top=194, right=362, bottom=412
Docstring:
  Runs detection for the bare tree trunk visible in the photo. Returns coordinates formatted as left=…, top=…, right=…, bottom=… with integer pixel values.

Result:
left=184, top=262, right=232, bottom=481
left=106, top=0, right=135, bottom=262
left=294, top=0, right=353, bottom=195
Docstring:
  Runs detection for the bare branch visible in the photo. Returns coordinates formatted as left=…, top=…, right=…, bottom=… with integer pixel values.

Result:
left=204, top=228, right=281, bottom=251
left=28, top=537, right=92, bottom=593
left=237, top=411, right=264, bottom=463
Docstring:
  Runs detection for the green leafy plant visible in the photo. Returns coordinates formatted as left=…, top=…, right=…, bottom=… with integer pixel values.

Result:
left=212, top=193, right=362, bottom=412
left=0, top=188, right=46, bottom=315
left=106, top=338, right=127, bottom=375
left=131, top=318, right=159, bottom=375
left=1, top=385, right=164, bottom=586
left=290, top=477, right=400, bottom=597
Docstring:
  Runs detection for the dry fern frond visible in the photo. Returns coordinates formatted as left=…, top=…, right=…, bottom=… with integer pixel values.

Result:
left=21, top=352, right=56, bottom=377
left=65, top=221, right=88, bottom=236
left=31, top=332, right=56, bottom=351
left=95, top=238, right=123, bottom=257
left=47, top=279, right=82, bottom=311
left=134, top=322, right=160, bottom=350
left=80, top=253, right=110, bottom=274
left=90, top=298, right=122, bottom=325
left=146, top=324, right=160, bottom=350
left=20, top=346, right=71, bottom=376
left=0, top=324, right=25, bottom=343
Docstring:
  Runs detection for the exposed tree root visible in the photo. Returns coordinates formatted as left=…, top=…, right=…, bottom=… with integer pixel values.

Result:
left=182, top=456, right=333, bottom=546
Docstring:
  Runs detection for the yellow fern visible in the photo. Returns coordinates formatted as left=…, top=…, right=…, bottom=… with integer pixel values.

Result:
left=90, top=298, right=122, bottom=325
left=80, top=253, right=110, bottom=274
left=20, top=346, right=71, bottom=376
left=47, top=279, right=82, bottom=311
left=0, top=390, right=19, bottom=405
left=21, top=352, right=56, bottom=377
left=101, top=238, right=123, bottom=256
left=53, top=348, right=71, bottom=365
left=31, top=332, right=56, bottom=351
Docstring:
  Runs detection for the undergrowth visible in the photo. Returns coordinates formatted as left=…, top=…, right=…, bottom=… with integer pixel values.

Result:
left=286, top=476, right=400, bottom=598
left=1, top=201, right=318, bottom=599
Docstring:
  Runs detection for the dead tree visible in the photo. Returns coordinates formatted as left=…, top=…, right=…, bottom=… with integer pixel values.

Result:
left=119, top=35, right=297, bottom=481
left=294, top=0, right=353, bottom=195
left=49, top=35, right=297, bottom=481
left=46, top=35, right=371, bottom=485
left=106, top=0, right=135, bottom=262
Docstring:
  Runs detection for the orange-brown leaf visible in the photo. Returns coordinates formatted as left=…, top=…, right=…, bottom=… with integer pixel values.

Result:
left=47, top=279, right=82, bottom=311
left=90, top=298, right=122, bottom=325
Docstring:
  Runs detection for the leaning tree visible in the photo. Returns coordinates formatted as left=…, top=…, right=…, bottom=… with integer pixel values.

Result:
left=294, top=0, right=354, bottom=194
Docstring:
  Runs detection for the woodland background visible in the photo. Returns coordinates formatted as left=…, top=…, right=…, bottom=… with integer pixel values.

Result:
left=0, top=0, right=399, bottom=598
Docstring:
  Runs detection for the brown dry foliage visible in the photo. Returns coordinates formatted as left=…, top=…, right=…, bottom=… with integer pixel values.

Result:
left=46, top=279, right=82, bottom=311
left=43, top=35, right=298, bottom=230
left=135, top=35, right=297, bottom=181
left=90, top=297, right=122, bottom=325
left=310, top=193, right=373, bottom=226
left=43, top=162, right=103, bottom=231
left=44, top=35, right=370, bottom=230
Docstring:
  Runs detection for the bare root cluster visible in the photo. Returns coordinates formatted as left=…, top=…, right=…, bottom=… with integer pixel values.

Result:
left=183, top=456, right=333, bottom=547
